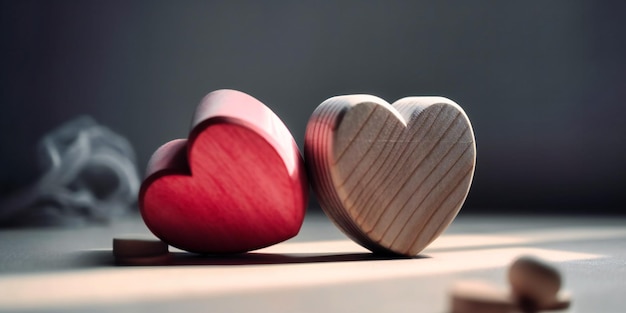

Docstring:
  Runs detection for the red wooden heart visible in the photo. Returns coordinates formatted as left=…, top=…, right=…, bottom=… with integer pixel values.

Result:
left=139, top=90, right=308, bottom=254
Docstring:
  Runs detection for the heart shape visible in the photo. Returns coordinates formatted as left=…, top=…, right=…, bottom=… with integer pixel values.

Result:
left=305, top=95, right=476, bottom=256
left=139, top=89, right=308, bottom=254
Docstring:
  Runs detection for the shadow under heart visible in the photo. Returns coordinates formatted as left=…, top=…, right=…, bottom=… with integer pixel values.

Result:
left=84, top=250, right=426, bottom=267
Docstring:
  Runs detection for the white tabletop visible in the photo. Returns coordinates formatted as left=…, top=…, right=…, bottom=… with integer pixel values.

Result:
left=0, top=212, right=624, bottom=313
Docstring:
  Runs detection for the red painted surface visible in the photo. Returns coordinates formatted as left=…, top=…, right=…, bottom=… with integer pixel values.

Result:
left=139, top=90, right=308, bottom=254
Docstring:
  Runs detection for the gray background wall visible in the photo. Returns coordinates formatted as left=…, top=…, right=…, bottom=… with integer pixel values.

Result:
left=1, top=1, right=625, bottom=214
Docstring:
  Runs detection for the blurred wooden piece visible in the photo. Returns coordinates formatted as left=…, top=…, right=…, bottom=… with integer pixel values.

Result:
left=508, top=256, right=568, bottom=312
left=449, top=256, right=570, bottom=313
left=449, top=280, right=570, bottom=313
left=305, top=95, right=476, bottom=256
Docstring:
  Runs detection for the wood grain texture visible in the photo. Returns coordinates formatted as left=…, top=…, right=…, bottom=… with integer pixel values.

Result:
left=139, top=89, right=308, bottom=254
left=305, top=95, right=476, bottom=256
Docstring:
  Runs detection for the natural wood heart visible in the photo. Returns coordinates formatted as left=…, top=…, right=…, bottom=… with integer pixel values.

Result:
left=305, top=95, right=476, bottom=256
left=139, top=89, right=308, bottom=254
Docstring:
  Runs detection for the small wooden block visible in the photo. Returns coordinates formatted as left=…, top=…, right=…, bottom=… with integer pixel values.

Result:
left=305, top=95, right=476, bottom=256
left=113, top=237, right=171, bottom=266
left=113, top=237, right=169, bottom=258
